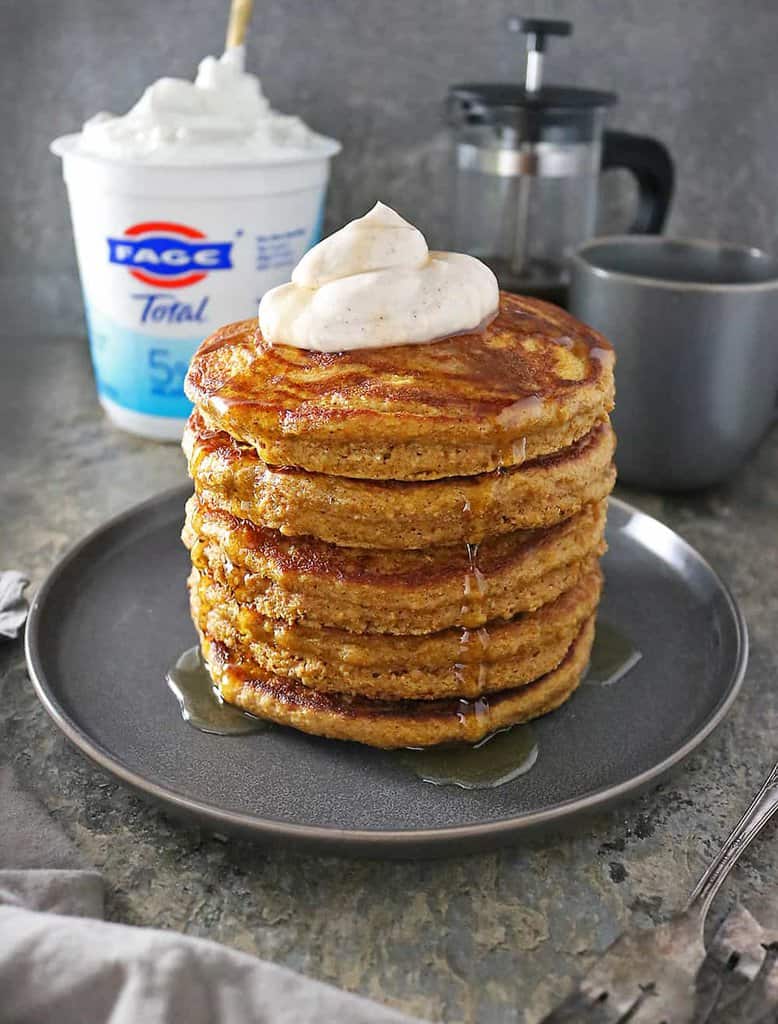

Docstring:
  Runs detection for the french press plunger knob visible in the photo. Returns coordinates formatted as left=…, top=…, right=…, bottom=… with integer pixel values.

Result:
left=508, top=16, right=571, bottom=93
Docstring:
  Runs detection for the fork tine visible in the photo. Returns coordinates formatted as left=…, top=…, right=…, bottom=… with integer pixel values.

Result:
left=541, top=987, right=642, bottom=1023
left=709, top=943, right=778, bottom=1024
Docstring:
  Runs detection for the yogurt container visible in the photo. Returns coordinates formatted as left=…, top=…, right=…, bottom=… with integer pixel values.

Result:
left=51, top=47, right=340, bottom=441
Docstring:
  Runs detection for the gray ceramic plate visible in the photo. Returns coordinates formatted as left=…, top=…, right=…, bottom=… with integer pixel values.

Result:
left=25, top=488, right=747, bottom=857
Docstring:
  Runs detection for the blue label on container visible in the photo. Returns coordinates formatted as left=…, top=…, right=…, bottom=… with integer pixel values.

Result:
left=84, top=302, right=200, bottom=418
left=108, top=236, right=233, bottom=276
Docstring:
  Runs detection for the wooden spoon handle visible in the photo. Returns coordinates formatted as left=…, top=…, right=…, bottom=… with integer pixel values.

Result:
left=225, top=0, right=254, bottom=49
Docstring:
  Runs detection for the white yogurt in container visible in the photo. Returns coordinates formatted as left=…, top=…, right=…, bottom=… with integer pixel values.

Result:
left=52, top=46, right=340, bottom=441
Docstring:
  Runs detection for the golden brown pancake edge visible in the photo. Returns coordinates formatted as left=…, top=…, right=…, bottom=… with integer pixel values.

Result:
left=200, top=614, right=595, bottom=748
left=184, top=292, right=615, bottom=480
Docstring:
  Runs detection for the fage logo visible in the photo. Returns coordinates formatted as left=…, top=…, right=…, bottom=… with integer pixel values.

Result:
left=107, top=221, right=233, bottom=288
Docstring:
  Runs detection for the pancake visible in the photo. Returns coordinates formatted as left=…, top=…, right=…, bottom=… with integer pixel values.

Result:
left=198, top=614, right=595, bottom=748
left=184, top=411, right=616, bottom=547
left=184, top=292, right=615, bottom=481
left=189, top=564, right=602, bottom=700
left=183, top=496, right=607, bottom=634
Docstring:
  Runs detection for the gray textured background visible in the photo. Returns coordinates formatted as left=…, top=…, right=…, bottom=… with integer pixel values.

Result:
left=3, top=0, right=778, bottom=334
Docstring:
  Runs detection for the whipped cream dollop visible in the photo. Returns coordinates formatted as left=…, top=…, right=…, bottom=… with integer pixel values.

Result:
left=77, top=46, right=337, bottom=164
left=258, top=203, right=499, bottom=351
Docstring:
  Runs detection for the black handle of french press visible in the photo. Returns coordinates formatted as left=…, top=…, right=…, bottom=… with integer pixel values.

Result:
left=602, top=131, right=675, bottom=234
left=508, top=17, right=572, bottom=49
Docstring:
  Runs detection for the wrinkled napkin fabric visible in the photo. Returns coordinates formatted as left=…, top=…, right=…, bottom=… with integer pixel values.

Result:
left=0, top=571, right=29, bottom=639
left=0, top=767, right=422, bottom=1024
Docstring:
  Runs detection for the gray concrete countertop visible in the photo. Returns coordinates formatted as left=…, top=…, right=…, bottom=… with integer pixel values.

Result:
left=2, top=334, right=777, bottom=1024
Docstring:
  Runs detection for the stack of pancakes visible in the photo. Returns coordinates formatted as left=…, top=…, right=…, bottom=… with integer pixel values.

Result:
left=182, top=293, right=616, bottom=749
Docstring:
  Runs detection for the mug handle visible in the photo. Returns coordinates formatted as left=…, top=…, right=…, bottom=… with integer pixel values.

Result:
left=602, top=130, right=675, bottom=234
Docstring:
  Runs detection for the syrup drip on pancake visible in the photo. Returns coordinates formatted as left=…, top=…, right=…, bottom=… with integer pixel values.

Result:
left=457, top=479, right=490, bottom=690
left=507, top=435, right=527, bottom=465
left=457, top=437, right=508, bottom=696
left=492, top=393, right=539, bottom=474
left=166, top=646, right=266, bottom=735
left=456, top=626, right=490, bottom=696
left=455, top=694, right=490, bottom=725
left=456, top=429, right=526, bottom=696
left=590, top=346, right=616, bottom=369
left=460, top=541, right=488, bottom=625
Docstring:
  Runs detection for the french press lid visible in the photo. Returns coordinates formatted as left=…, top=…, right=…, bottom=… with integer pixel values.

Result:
left=448, top=18, right=618, bottom=143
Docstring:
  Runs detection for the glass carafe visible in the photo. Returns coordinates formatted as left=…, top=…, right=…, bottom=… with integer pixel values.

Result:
left=447, top=18, right=674, bottom=304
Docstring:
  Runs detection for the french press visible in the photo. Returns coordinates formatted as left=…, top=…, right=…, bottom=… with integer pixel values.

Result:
left=447, top=17, right=674, bottom=303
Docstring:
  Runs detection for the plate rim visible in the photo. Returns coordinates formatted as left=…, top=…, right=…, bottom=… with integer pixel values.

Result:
left=24, top=488, right=749, bottom=853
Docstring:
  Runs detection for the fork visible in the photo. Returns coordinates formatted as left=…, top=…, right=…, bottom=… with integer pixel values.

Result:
left=541, top=758, right=778, bottom=1023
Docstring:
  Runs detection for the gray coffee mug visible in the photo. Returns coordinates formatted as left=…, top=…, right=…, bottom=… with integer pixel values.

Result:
left=569, top=236, right=778, bottom=490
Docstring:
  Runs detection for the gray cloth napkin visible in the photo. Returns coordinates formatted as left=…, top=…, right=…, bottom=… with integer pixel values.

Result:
left=0, top=571, right=29, bottom=639
left=0, top=767, right=422, bottom=1024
